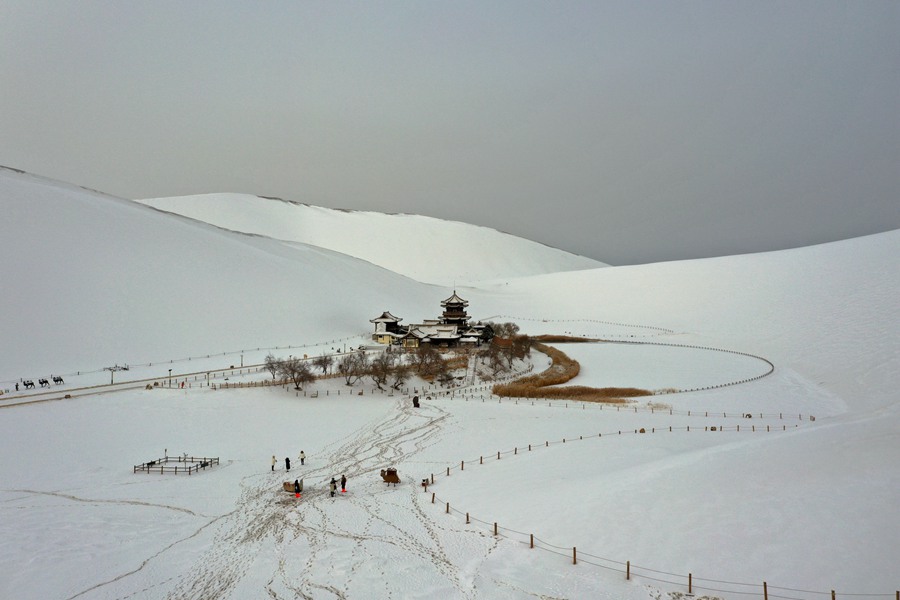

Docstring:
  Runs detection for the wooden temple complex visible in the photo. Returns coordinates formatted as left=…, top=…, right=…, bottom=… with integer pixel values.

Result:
left=370, top=292, right=493, bottom=349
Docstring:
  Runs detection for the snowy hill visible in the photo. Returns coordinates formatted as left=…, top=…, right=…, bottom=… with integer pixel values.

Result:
left=0, top=167, right=438, bottom=380
left=1, top=167, right=897, bottom=599
left=137, top=193, right=605, bottom=285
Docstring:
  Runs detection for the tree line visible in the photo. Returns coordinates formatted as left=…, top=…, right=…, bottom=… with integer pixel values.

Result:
left=264, top=322, right=532, bottom=393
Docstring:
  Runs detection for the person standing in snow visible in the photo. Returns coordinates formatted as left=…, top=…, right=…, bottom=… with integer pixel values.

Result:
left=299, top=450, right=305, bottom=466
left=340, top=474, right=347, bottom=493
left=271, top=455, right=276, bottom=471
left=294, top=479, right=301, bottom=496
left=330, top=478, right=337, bottom=497
left=285, top=456, right=291, bottom=471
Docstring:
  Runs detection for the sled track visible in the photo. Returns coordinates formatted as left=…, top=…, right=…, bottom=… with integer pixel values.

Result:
left=162, top=397, right=488, bottom=600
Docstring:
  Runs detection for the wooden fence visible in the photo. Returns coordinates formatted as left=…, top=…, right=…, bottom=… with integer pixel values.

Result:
left=133, top=455, right=219, bottom=475
left=418, top=426, right=897, bottom=600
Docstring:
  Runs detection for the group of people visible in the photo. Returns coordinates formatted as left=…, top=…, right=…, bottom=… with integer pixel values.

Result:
left=329, top=474, right=348, bottom=497
left=271, top=450, right=306, bottom=472
left=270, top=452, right=347, bottom=497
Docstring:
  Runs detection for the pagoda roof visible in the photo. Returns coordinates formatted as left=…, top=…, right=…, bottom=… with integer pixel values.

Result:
left=428, top=329, right=461, bottom=340
left=401, top=328, right=428, bottom=340
left=370, top=311, right=403, bottom=323
left=440, top=291, right=468, bottom=307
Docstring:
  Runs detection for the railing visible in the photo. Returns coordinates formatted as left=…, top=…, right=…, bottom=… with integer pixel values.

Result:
left=420, top=428, right=895, bottom=600
left=133, top=455, right=219, bottom=475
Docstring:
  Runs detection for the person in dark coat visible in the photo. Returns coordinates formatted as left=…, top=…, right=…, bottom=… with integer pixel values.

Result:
left=294, top=479, right=301, bottom=497
left=340, top=474, right=347, bottom=493
left=285, top=456, right=291, bottom=471
left=330, top=478, right=337, bottom=497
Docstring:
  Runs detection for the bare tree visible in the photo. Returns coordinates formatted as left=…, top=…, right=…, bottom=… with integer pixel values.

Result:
left=264, top=353, right=281, bottom=380
left=368, top=352, right=394, bottom=390
left=487, top=321, right=520, bottom=339
left=278, top=357, right=315, bottom=390
left=413, top=344, right=445, bottom=380
left=389, top=361, right=410, bottom=390
left=337, top=352, right=368, bottom=386
left=436, top=368, right=455, bottom=387
left=508, top=334, right=532, bottom=366
left=480, top=344, right=509, bottom=378
left=312, top=354, right=333, bottom=375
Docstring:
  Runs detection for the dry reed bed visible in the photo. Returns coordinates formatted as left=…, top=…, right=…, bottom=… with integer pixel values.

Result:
left=492, top=341, right=651, bottom=404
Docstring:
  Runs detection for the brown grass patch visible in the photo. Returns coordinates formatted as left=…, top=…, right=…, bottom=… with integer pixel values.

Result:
left=532, top=334, right=599, bottom=343
left=491, top=341, right=651, bottom=404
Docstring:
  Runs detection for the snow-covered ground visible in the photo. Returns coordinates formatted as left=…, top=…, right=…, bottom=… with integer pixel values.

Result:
left=1, top=166, right=897, bottom=599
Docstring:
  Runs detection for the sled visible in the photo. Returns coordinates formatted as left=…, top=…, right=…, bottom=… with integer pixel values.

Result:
left=283, top=479, right=303, bottom=494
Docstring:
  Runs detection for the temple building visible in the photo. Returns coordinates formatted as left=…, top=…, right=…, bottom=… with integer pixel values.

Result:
left=369, top=292, right=493, bottom=348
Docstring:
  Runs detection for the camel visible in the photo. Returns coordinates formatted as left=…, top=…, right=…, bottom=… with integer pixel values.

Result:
left=380, top=468, right=400, bottom=486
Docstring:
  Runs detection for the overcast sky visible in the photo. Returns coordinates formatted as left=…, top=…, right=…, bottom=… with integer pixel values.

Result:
left=1, top=1, right=897, bottom=265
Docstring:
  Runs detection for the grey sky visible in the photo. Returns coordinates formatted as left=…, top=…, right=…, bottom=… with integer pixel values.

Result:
left=1, top=1, right=897, bottom=265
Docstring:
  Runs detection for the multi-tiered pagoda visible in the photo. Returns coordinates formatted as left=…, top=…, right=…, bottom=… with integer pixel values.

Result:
left=369, top=291, right=493, bottom=348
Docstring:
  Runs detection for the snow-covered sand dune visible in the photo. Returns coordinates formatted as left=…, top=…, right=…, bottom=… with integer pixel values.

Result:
left=1, top=167, right=897, bottom=599
left=137, top=193, right=605, bottom=286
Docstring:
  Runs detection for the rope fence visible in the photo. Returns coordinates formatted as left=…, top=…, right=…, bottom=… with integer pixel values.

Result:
left=436, top=391, right=816, bottom=422
left=418, top=426, right=894, bottom=600
left=426, top=490, right=894, bottom=600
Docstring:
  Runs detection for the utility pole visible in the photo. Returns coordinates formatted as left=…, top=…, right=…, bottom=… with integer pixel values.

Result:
left=105, top=364, right=129, bottom=385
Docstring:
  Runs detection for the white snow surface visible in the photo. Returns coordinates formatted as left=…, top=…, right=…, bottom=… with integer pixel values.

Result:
left=1, top=166, right=898, bottom=600
left=136, top=193, right=605, bottom=286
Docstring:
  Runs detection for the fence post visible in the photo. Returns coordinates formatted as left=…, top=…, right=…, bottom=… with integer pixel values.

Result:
left=688, top=573, right=692, bottom=594
left=494, top=522, right=498, bottom=535
left=530, top=533, right=534, bottom=548
left=447, top=467, right=450, bottom=476
left=446, top=502, right=449, bottom=514
left=431, top=492, right=435, bottom=504
left=573, top=547, right=577, bottom=564
left=466, top=512, right=469, bottom=524
left=763, top=581, right=768, bottom=600
left=626, top=560, right=630, bottom=580
left=461, top=460, right=464, bottom=471
left=497, top=451, right=500, bottom=460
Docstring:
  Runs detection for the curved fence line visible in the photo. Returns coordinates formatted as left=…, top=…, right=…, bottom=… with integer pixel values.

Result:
left=5, top=333, right=369, bottom=385
left=594, top=338, right=776, bottom=394
left=434, top=393, right=814, bottom=422
left=426, top=424, right=806, bottom=487
left=484, top=315, right=675, bottom=337
left=419, top=425, right=894, bottom=600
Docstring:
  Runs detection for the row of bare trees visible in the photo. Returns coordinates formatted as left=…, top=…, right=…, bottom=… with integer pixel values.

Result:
left=264, top=354, right=316, bottom=390
left=265, top=322, right=531, bottom=393
left=337, top=346, right=455, bottom=390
